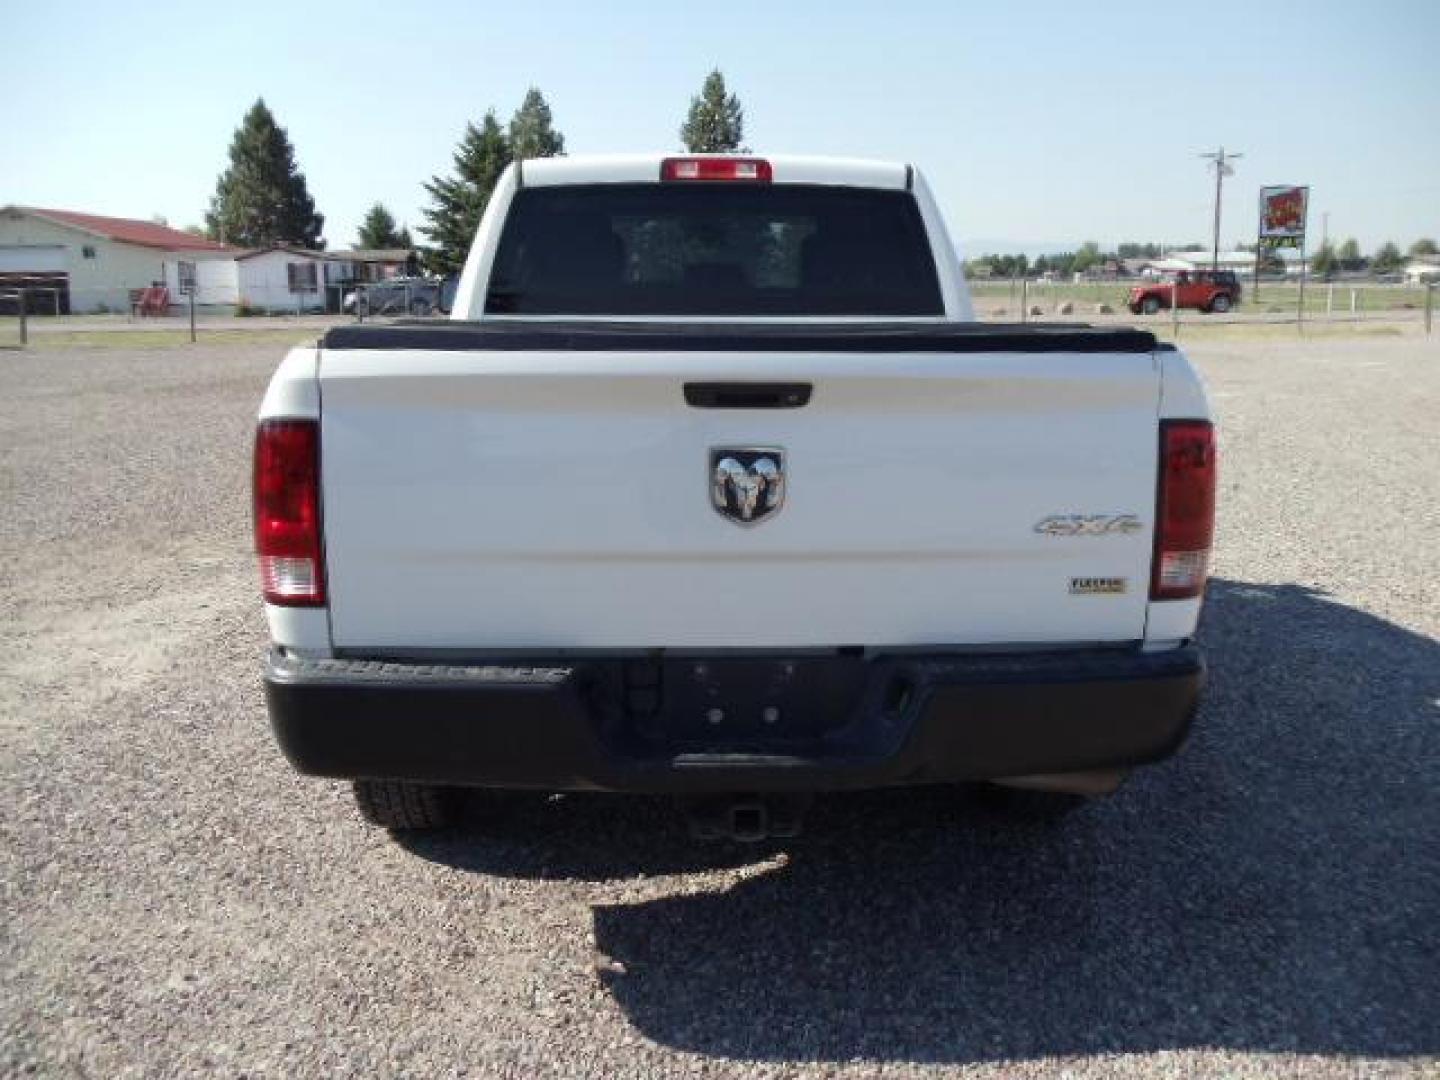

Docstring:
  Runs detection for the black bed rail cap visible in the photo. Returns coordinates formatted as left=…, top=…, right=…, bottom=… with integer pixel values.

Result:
left=321, top=320, right=1160, bottom=354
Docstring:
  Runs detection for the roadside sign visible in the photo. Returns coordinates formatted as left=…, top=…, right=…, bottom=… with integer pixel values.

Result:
left=1258, top=186, right=1309, bottom=249
left=1252, top=185, right=1310, bottom=306
left=1256, top=184, right=1311, bottom=319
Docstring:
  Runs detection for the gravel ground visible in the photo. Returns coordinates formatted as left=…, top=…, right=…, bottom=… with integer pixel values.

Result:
left=2, top=332, right=1437, bottom=1078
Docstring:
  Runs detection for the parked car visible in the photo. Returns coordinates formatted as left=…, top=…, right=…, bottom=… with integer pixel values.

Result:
left=343, top=277, right=444, bottom=317
left=1129, top=270, right=1242, bottom=315
left=254, top=153, right=1214, bottom=839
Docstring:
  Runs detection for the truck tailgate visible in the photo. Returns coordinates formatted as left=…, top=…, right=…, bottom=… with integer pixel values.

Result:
left=318, top=330, right=1161, bottom=649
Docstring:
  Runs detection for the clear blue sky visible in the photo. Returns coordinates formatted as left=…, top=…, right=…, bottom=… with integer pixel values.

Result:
left=3, top=0, right=1437, bottom=254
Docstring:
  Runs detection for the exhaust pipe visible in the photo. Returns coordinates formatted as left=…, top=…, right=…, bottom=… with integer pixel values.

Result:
left=992, top=768, right=1129, bottom=796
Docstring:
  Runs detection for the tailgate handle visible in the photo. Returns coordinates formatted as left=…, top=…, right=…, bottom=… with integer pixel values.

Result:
left=684, top=382, right=812, bottom=409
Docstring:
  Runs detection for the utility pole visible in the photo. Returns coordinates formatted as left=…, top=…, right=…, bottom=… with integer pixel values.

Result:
left=1200, top=147, right=1242, bottom=272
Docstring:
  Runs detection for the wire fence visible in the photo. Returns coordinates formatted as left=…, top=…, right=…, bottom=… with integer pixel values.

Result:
left=968, top=278, right=1437, bottom=334
left=969, top=277, right=1434, bottom=314
left=0, top=279, right=453, bottom=347
left=2, top=278, right=1435, bottom=348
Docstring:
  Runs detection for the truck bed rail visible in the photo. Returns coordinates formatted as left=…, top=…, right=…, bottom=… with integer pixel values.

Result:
left=320, top=320, right=1162, bottom=354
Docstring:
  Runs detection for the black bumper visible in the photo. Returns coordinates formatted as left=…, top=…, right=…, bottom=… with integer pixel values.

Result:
left=264, top=646, right=1203, bottom=794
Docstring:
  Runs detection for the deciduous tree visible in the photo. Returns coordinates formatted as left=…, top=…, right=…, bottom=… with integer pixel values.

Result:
left=1117, top=242, right=1162, bottom=259
left=1336, top=238, right=1364, bottom=273
left=1372, top=241, right=1403, bottom=274
left=1072, top=241, right=1102, bottom=274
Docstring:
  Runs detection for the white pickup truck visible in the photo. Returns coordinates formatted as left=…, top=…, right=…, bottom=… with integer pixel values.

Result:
left=255, top=154, right=1215, bottom=839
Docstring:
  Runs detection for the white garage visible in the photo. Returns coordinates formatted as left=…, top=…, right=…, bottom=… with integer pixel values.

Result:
left=0, top=244, right=69, bottom=313
left=0, top=206, right=234, bottom=313
left=0, top=245, right=65, bottom=272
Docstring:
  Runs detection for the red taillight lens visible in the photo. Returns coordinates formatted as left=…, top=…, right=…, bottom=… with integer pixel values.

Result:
left=254, top=419, right=325, bottom=606
left=1151, top=420, right=1216, bottom=600
left=661, top=157, right=773, bottom=182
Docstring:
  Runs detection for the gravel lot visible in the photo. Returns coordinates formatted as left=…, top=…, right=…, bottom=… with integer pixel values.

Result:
left=3, top=331, right=1437, bottom=1077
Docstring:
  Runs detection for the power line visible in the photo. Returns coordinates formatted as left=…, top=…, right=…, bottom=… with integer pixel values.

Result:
left=1200, top=147, right=1242, bottom=271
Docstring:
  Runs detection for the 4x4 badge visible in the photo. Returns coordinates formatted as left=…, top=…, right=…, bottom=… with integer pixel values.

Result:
left=710, top=447, right=785, bottom=526
left=1035, top=514, right=1143, bottom=537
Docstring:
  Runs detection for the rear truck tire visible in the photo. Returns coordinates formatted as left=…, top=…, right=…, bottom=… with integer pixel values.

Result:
left=352, top=779, right=458, bottom=830
left=1209, top=293, right=1232, bottom=313
left=1141, top=295, right=1161, bottom=315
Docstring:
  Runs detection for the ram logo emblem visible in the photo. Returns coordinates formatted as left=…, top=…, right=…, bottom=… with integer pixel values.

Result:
left=710, top=448, right=785, bottom=526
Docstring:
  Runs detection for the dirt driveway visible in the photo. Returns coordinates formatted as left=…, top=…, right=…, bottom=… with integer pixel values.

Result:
left=2, top=333, right=1436, bottom=1077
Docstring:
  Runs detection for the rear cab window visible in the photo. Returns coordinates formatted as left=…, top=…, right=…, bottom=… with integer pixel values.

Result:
left=485, top=184, right=943, bottom=317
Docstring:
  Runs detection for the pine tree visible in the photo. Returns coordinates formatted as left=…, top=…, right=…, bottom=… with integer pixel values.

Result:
left=205, top=99, right=324, bottom=249
left=509, top=88, right=565, bottom=160
left=679, top=70, right=746, bottom=153
left=357, top=203, right=410, bottom=249
left=420, top=112, right=512, bottom=275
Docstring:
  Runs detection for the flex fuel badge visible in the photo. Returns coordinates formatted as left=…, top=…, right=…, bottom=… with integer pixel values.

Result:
left=1070, top=577, right=1128, bottom=595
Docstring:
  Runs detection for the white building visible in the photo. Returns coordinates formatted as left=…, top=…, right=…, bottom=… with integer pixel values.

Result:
left=157, top=246, right=327, bottom=312
left=1403, top=256, right=1440, bottom=285
left=161, top=246, right=419, bottom=312
left=0, top=206, right=234, bottom=313
left=1141, top=250, right=1308, bottom=279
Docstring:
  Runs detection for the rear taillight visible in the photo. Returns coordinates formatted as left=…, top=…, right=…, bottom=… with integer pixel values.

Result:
left=661, top=157, right=773, bottom=182
left=253, top=419, right=325, bottom=606
left=1151, top=420, right=1216, bottom=601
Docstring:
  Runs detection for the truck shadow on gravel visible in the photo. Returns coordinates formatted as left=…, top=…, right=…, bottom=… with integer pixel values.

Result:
left=403, top=579, right=1439, bottom=1062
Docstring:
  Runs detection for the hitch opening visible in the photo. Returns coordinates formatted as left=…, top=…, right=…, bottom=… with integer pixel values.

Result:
left=682, top=795, right=810, bottom=842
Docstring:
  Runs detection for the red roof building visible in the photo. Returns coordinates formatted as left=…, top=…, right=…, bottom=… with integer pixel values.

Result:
left=16, top=208, right=233, bottom=252
left=0, top=204, right=238, bottom=312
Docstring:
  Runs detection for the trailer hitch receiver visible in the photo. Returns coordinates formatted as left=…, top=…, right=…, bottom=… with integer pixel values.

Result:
left=683, top=795, right=809, bottom=842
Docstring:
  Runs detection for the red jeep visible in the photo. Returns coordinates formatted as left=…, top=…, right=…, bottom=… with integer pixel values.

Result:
left=1128, top=270, right=1241, bottom=315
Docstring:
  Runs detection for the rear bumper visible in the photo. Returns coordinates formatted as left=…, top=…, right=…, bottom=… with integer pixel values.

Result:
left=264, top=646, right=1203, bottom=794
